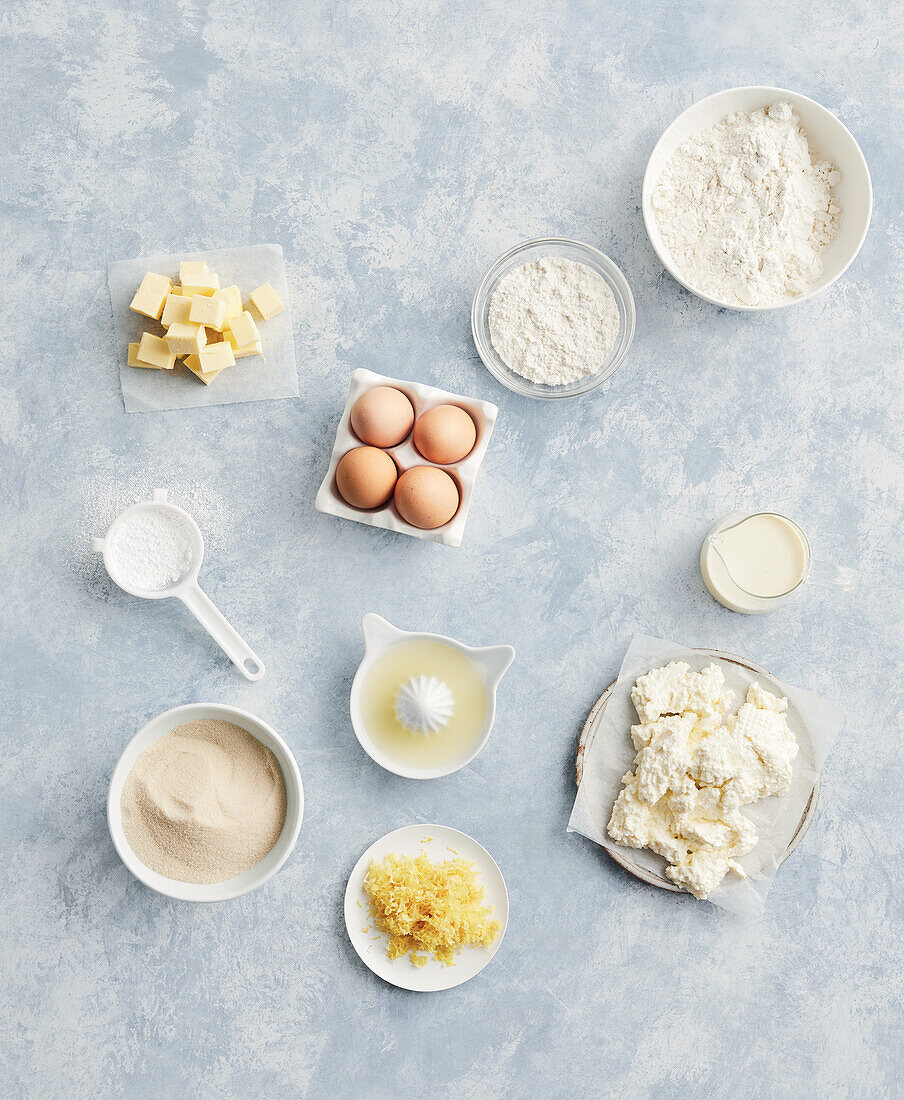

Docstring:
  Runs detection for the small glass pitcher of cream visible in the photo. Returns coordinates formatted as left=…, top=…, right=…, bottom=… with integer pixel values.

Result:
left=699, top=511, right=857, bottom=614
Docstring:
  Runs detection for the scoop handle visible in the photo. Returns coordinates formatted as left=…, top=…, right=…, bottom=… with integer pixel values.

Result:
left=179, top=583, right=265, bottom=680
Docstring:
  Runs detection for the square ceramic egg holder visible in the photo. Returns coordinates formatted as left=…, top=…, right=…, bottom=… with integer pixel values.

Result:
left=315, top=369, right=498, bottom=547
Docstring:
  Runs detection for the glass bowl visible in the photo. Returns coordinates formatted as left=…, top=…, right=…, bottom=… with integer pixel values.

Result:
left=471, top=237, right=635, bottom=399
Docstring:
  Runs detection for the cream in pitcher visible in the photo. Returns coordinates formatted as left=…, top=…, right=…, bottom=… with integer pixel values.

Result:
left=700, top=511, right=856, bottom=613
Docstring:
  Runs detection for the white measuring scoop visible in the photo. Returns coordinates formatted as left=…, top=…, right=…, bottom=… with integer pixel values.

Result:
left=90, top=489, right=265, bottom=680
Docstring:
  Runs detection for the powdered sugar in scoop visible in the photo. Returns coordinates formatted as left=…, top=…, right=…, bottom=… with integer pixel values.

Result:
left=652, top=100, right=842, bottom=307
left=106, top=507, right=196, bottom=591
left=488, top=256, right=619, bottom=386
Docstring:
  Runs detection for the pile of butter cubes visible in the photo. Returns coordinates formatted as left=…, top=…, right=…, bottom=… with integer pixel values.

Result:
left=128, top=260, right=284, bottom=385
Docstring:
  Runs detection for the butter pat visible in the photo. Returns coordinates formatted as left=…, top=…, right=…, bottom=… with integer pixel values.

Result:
left=184, top=354, right=221, bottom=385
left=212, top=285, right=242, bottom=324
left=198, top=341, right=236, bottom=371
left=179, top=260, right=209, bottom=282
left=184, top=355, right=221, bottom=385
left=136, top=332, right=177, bottom=369
left=161, top=294, right=193, bottom=327
left=184, top=341, right=235, bottom=384
left=130, top=272, right=172, bottom=320
left=249, top=282, right=284, bottom=320
left=124, top=257, right=280, bottom=385
left=181, top=272, right=220, bottom=297
left=228, top=338, right=263, bottom=359
left=165, top=322, right=207, bottom=357
left=227, top=310, right=260, bottom=349
left=189, top=293, right=228, bottom=332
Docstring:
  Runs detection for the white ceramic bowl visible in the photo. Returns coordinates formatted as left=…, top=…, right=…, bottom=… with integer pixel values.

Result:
left=471, top=237, right=635, bottom=399
left=108, top=703, right=303, bottom=902
left=642, top=86, right=872, bottom=311
left=350, top=614, right=514, bottom=779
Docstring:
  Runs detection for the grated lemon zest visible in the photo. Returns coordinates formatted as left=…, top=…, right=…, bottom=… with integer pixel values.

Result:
left=363, top=852, right=501, bottom=967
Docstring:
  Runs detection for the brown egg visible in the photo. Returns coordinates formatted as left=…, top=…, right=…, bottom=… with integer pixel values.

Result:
left=413, top=404, right=477, bottom=464
left=394, top=466, right=460, bottom=529
left=336, top=447, right=398, bottom=509
left=350, top=386, right=415, bottom=448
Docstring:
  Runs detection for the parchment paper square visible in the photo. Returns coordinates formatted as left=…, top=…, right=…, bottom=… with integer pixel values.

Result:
left=109, top=244, right=299, bottom=413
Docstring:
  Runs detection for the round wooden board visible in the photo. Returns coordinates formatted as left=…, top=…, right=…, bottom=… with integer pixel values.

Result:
left=575, top=649, right=821, bottom=893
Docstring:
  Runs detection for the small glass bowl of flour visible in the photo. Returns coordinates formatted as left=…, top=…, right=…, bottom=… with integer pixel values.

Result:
left=471, top=238, right=635, bottom=399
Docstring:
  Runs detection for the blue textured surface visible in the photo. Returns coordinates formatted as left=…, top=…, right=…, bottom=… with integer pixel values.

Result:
left=2, top=2, right=903, bottom=1096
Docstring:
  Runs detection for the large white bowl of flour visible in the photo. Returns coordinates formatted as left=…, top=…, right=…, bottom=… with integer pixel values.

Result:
left=642, top=87, right=872, bottom=311
left=108, top=703, right=303, bottom=902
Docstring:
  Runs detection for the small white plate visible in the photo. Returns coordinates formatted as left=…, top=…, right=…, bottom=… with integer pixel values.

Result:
left=344, top=824, right=508, bottom=991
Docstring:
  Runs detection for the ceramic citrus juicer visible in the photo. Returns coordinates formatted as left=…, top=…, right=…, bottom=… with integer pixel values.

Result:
left=350, top=613, right=515, bottom=779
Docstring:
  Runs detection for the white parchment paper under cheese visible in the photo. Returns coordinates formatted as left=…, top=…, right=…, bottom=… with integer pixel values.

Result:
left=109, top=244, right=299, bottom=413
left=567, top=633, right=844, bottom=916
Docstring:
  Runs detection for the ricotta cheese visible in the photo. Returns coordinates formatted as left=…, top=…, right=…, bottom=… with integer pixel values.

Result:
left=608, top=671, right=799, bottom=899
left=631, top=660, right=734, bottom=725
left=633, top=714, right=696, bottom=803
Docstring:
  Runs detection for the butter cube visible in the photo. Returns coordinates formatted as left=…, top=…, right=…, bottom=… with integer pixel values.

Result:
left=161, top=294, right=193, bottom=327
left=197, top=341, right=236, bottom=372
left=181, top=272, right=220, bottom=297
left=165, top=322, right=207, bottom=357
left=130, top=272, right=172, bottom=320
left=226, top=336, right=261, bottom=358
left=227, top=337, right=263, bottom=359
left=136, top=332, right=177, bottom=369
left=127, top=342, right=142, bottom=367
left=226, top=310, right=260, bottom=349
left=249, top=282, right=284, bottom=320
left=189, top=293, right=228, bottom=332
left=184, top=353, right=223, bottom=386
left=212, top=285, right=242, bottom=324
left=180, top=260, right=209, bottom=283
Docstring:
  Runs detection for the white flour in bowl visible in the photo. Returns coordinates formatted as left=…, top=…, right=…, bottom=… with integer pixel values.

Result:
left=488, top=257, right=619, bottom=386
left=652, top=100, right=842, bottom=307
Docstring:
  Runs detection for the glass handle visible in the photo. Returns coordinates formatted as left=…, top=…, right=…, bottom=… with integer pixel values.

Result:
left=807, top=558, right=857, bottom=592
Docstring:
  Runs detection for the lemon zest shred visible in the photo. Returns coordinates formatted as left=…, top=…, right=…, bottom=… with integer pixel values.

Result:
left=363, top=852, right=501, bottom=967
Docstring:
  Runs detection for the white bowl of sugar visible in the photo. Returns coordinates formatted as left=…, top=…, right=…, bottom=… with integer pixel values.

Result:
left=108, top=703, right=303, bottom=902
left=642, top=86, right=872, bottom=311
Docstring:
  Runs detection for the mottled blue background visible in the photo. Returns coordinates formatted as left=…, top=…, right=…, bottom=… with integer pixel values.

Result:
left=2, top=1, right=902, bottom=1097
